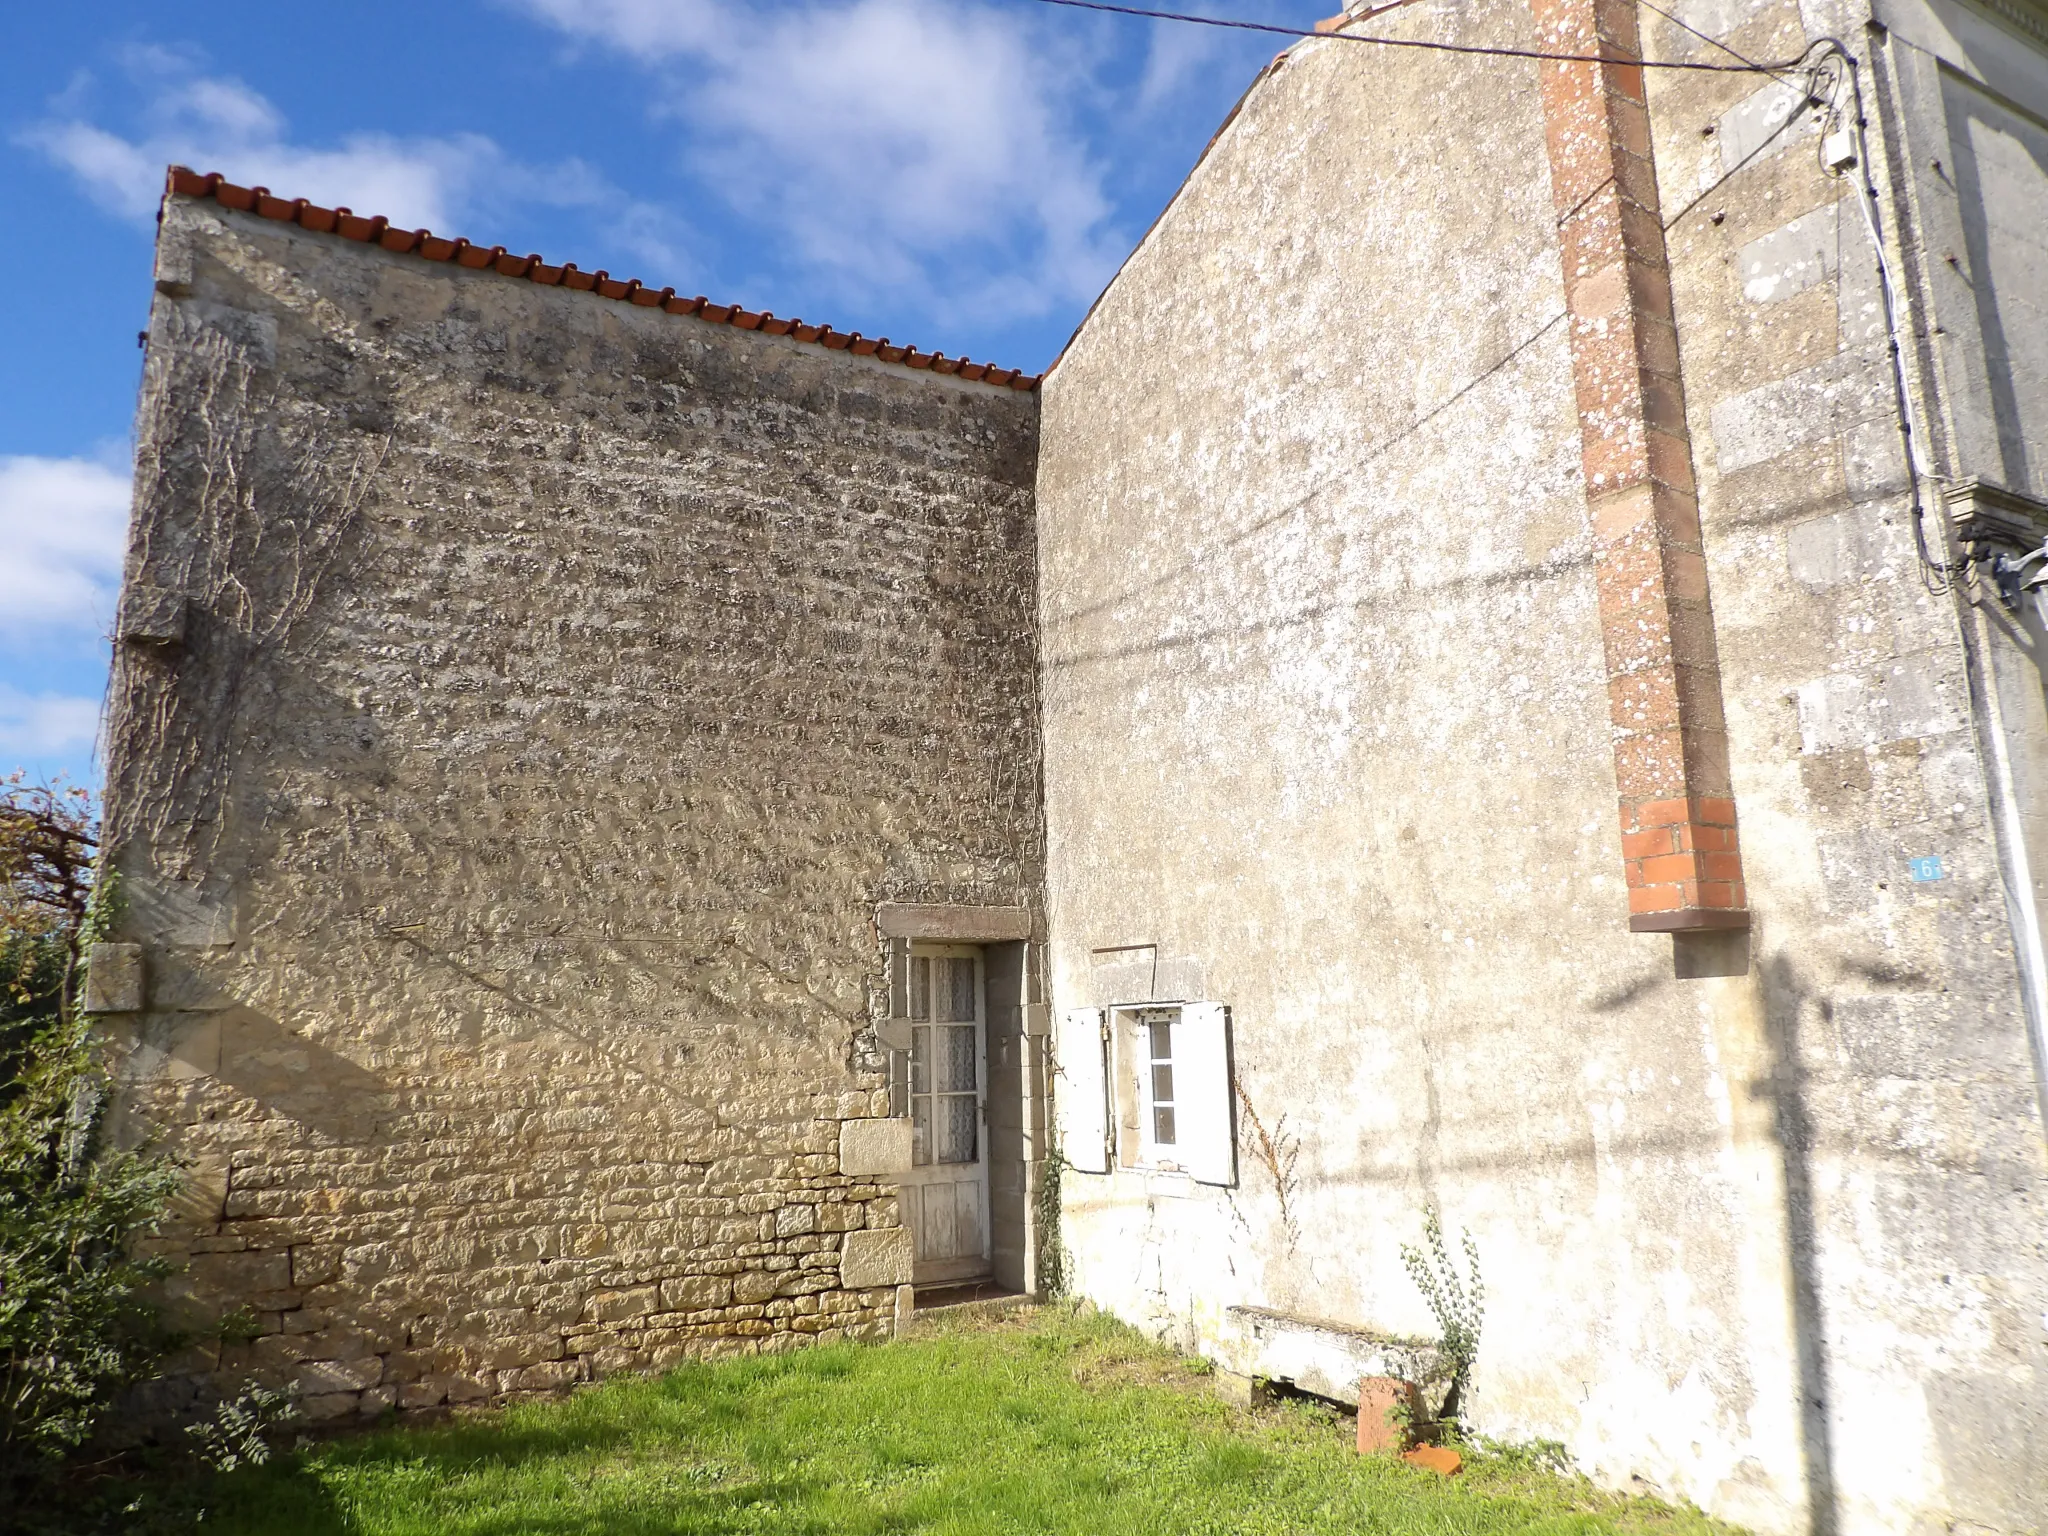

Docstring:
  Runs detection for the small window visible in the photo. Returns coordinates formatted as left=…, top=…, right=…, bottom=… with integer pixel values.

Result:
left=1104, top=1000, right=1236, bottom=1186
left=1113, top=1005, right=1186, bottom=1170
left=1148, top=1017, right=1176, bottom=1146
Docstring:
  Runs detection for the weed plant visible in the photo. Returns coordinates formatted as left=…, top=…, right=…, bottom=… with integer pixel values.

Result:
left=1400, top=1207, right=1484, bottom=1431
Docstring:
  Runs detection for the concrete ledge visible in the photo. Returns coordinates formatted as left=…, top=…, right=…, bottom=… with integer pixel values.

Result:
left=839, top=1118, right=913, bottom=1176
left=841, top=1227, right=914, bottom=1288
left=1946, top=475, right=2048, bottom=548
left=1628, top=907, right=1751, bottom=933
left=876, top=903, right=1030, bottom=941
left=1219, top=1306, right=1436, bottom=1405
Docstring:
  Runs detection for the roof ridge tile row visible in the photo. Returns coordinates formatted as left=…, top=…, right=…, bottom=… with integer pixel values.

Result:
left=164, top=167, right=1039, bottom=391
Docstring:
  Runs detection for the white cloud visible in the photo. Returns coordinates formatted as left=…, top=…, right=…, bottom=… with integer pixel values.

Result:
left=0, top=688, right=103, bottom=763
left=0, top=455, right=132, bottom=642
left=1134, top=18, right=1232, bottom=112
left=24, top=12, right=1273, bottom=346
left=522, top=0, right=727, bottom=53
left=20, top=47, right=693, bottom=268
left=516, top=0, right=1130, bottom=319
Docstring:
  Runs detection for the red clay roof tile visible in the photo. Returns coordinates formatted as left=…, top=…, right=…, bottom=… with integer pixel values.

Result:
left=164, top=166, right=1039, bottom=391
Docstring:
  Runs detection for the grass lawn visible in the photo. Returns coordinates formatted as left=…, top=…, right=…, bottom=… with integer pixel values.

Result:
left=69, top=1303, right=1745, bottom=1535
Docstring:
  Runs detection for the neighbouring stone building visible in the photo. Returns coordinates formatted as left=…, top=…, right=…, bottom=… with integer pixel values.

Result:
left=93, top=0, right=2046, bottom=1530
left=104, top=169, right=1050, bottom=1412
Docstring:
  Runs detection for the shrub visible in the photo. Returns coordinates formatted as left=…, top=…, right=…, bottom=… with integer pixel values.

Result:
left=0, top=780, right=181, bottom=1483
left=185, top=1383, right=300, bottom=1473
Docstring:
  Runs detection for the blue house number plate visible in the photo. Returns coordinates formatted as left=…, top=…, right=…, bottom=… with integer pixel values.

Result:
left=1908, top=856, right=1945, bottom=882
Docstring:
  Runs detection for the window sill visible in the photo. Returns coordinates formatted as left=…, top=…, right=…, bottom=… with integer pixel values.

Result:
left=1112, top=1166, right=1198, bottom=1199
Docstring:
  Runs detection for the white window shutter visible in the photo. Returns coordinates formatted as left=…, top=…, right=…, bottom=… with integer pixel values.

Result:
left=1176, top=1002, right=1236, bottom=1186
left=1056, top=1008, right=1110, bottom=1173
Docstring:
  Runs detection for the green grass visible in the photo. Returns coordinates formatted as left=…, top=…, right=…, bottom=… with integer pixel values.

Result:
left=72, top=1304, right=1745, bottom=1535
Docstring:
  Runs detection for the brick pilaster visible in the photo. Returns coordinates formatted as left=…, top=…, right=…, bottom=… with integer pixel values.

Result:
left=1531, top=0, right=1748, bottom=931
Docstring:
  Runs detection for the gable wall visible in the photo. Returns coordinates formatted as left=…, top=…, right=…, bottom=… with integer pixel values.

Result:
left=1037, top=0, right=2045, bottom=1530
left=103, top=196, right=1044, bottom=1421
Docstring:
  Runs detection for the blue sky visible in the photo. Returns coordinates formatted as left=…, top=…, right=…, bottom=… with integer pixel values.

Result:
left=1, top=0, right=1323, bottom=795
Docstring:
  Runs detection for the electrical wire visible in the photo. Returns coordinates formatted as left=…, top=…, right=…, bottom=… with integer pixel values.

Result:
left=1636, top=0, right=1795, bottom=79
left=1024, top=0, right=1802, bottom=72
left=1032, top=0, right=1958, bottom=591
left=1809, top=41, right=1958, bottom=591
left=1661, top=58, right=1823, bottom=231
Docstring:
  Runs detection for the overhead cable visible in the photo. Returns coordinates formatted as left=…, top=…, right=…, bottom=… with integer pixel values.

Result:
left=1025, top=0, right=1804, bottom=73
left=1661, top=40, right=1839, bottom=230
left=1809, top=42, right=1957, bottom=591
left=1635, top=0, right=1796, bottom=78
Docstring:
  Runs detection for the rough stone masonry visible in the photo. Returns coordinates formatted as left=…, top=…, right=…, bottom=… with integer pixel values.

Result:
left=99, top=180, right=1043, bottom=1422
left=91, top=0, right=2048, bottom=1527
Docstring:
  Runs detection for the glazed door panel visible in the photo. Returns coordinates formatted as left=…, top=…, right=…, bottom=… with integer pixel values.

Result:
left=894, top=946, right=989, bottom=1285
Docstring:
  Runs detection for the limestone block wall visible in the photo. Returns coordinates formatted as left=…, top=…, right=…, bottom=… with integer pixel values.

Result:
left=101, top=191, right=1043, bottom=1422
left=1037, top=1, right=2045, bottom=1532
left=1647, top=0, right=2048, bottom=1528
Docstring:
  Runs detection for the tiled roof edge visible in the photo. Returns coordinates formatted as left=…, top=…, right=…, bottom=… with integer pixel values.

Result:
left=163, top=167, right=1041, bottom=392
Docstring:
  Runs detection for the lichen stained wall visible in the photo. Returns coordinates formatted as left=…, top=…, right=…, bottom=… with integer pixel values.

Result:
left=1039, top=1, right=2041, bottom=1533
left=1646, top=0, right=2048, bottom=1529
left=1043, top=0, right=1805, bottom=1523
left=102, top=193, right=1044, bottom=1422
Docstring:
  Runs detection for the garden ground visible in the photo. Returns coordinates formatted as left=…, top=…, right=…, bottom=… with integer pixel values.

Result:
left=50, top=1302, right=1748, bottom=1535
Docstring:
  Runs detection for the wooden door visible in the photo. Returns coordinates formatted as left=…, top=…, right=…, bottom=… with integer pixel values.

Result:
left=894, top=945, right=990, bottom=1285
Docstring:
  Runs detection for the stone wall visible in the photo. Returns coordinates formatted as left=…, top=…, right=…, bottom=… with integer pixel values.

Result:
left=1649, top=0, right=2048, bottom=1527
left=101, top=191, right=1043, bottom=1422
left=1036, top=1, right=2046, bottom=1532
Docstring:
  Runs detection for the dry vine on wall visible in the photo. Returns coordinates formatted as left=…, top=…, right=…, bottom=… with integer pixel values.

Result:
left=1233, top=1073, right=1301, bottom=1251
left=107, top=315, right=389, bottom=881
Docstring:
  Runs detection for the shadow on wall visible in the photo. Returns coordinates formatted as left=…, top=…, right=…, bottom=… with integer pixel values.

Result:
left=1673, top=926, right=1839, bottom=1536
left=139, top=1005, right=389, bottom=1145
left=214, top=1007, right=389, bottom=1144
left=1944, top=74, right=2048, bottom=500
left=1747, top=925, right=2032, bottom=1534
left=1269, top=925, right=1880, bottom=1534
left=1750, top=938, right=1839, bottom=1536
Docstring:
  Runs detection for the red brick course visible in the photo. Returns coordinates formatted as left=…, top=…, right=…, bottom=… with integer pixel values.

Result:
left=1531, top=0, right=1747, bottom=931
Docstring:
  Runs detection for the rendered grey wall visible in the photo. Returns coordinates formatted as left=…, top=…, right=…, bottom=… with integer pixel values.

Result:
left=1884, top=0, right=2048, bottom=501
left=1645, top=0, right=2048, bottom=1526
left=1038, top=0, right=2046, bottom=1531
left=103, top=194, right=1043, bottom=1420
left=1041, top=0, right=1811, bottom=1524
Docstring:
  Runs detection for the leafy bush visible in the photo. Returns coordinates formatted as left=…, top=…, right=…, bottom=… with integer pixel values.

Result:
left=0, top=1009, right=184, bottom=1468
left=186, top=1384, right=300, bottom=1473
left=0, top=779, right=182, bottom=1482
